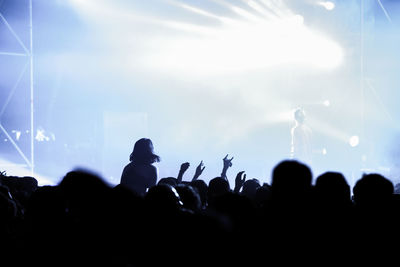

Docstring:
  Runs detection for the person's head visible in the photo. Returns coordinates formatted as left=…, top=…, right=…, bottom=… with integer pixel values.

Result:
left=241, top=179, right=261, bottom=199
left=190, top=179, right=208, bottom=208
left=129, top=138, right=160, bottom=164
left=208, top=177, right=230, bottom=196
left=294, top=108, right=305, bottom=124
left=207, top=177, right=230, bottom=207
left=175, top=184, right=202, bottom=212
left=158, top=177, right=178, bottom=187
left=58, top=169, right=112, bottom=205
left=315, top=172, right=351, bottom=206
left=271, top=160, right=312, bottom=197
left=144, top=184, right=182, bottom=212
left=353, top=173, right=394, bottom=208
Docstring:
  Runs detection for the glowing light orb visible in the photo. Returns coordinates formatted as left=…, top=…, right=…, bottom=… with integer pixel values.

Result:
left=323, top=100, right=331, bottom=107
left=349, top=136, right=360, bottom=147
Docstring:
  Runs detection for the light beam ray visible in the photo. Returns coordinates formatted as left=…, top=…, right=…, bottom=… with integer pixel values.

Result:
left=376, top=0, right=392, bottom=23
left=259, top=0, right=292, bottom=17
left=70, top=0, right=220, bottom=36
left=212, top=0, right=263, bottom=22
left=167, top=0, right=228, bottom=22
left=240, top=0, right=279, bottom=19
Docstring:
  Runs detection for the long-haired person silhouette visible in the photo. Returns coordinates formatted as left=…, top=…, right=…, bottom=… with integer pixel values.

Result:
left=120, top=138, right=160, bottom=196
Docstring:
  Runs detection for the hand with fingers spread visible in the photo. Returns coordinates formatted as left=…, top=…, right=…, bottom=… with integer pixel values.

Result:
left=192, top=160, right=205, bottom=181
left=177, top=162, right=190, bottom=184
left=221, top=154, right=234, bottom=180
left=234, top=171, right=246, bottom=193
left=223, top=154, right=234, bottom=168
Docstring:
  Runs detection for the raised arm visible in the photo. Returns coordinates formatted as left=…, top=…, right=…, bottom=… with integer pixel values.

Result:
left=192, top=160, right=205, bottom=181
left=221, top=154, right=234, bottom=180
left=177, top=162, right=190, bottom=184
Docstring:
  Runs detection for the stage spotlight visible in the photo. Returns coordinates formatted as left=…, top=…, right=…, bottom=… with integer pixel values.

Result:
left=323, top=100, right=330, bottom=107
left=317, top=1, right=335, bottom=11
left=322, top=148, right=327, bottom=155
left=349, top=135, right=359, bottom=147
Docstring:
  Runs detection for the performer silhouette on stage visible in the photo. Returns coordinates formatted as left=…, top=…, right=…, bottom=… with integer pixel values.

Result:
left=290, top=107, right=312, bottom=165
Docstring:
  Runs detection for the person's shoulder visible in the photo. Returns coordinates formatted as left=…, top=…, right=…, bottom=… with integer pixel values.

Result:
left=122, top=162, right=136, bottom=172
left=145, top=164, right=158, bottom=172
left=123, top=162, right=134, bottom=169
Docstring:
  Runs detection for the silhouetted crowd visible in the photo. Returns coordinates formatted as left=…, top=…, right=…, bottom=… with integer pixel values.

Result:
left=1, top=158, right=400, bottom=265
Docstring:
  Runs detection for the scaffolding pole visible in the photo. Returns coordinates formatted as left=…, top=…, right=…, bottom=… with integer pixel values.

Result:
left=29, top=0, right=34, bottom=175
left=0, top=0, right=34, bottom=175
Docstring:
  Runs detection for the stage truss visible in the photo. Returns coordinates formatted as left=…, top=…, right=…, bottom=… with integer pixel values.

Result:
left=0, top=0, right=34, bottom=175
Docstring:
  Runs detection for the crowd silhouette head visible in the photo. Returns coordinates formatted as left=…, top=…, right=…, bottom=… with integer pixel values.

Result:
left=271, top=160, right=312, bottom=197
left=353, top=173, right=394, bottom=208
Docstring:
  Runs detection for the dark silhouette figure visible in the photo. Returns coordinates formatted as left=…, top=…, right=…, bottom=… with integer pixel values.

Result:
left=110, top=183, right=146, bottom=262
left=5, top=146, right=400, bottom=265
left=24, top=169, right=118, bottom=260
left=144, top=183, right=182, bottom=213
left=57, top=169, right=115, bottom=258
left=254, top=183, right=272, bottom=209
left=313, top=172, right=353, bottom=256
left=351, top=173, right=398, bottom=257
left=210, top=191, right=256, bottom=234
left=190, top=179, right=208, bottom=209
left=352, top=173, right=394, bottom=210
left=0, top=184, right=19, bottom=255
left=141, top=183, right=184, bottom=262
left=175, top=184, right=202, bottom=213
left=258, top=160, right=315, bottom=261
left=120, top=138, right=160, bottom=196
left=207, top=177, right=230, bottom=208
left=0, top=174, right=38, bottom=217
left=270, top=159, right=313, bottom=203
left=241, top=178, right=261, bottom=201
left=24, top=185, right=66, bottom=257
left=315, top=171, right=352, bottom=210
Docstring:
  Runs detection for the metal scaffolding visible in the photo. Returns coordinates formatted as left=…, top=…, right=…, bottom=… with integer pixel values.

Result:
left=0, top=0, right=34, bottom=175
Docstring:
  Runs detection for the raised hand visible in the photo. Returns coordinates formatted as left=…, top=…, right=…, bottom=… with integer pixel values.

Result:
left=234, top=171, right=246, bottom=193
left=221, top=154, right=234, bottom=179
left=223, top=154, right=234, bottom=168
left=180, top=162, right=190, bottom=173
left=177, top=162, right=190, bottom=183
left=192, top=160, right=205, bottom=181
